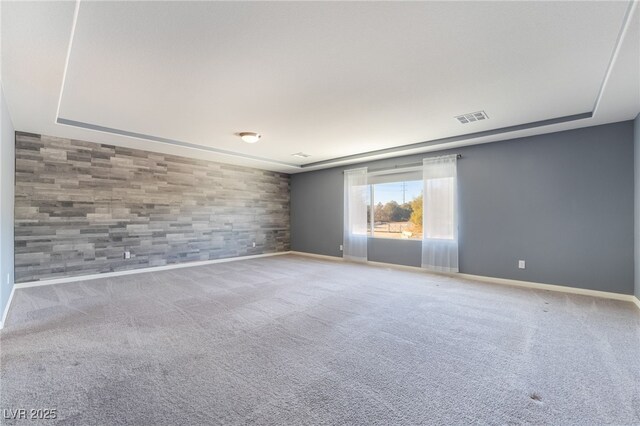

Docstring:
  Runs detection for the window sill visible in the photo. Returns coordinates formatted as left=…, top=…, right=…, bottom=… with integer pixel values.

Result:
left=367, top=236, right=422, bottom=242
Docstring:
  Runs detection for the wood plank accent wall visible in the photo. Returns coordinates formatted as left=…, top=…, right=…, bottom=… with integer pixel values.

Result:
left=14, top=132, right=290, bottom=282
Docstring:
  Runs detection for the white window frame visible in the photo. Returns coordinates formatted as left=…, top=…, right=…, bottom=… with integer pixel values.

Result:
left=367, top=166, right=423, bottom=241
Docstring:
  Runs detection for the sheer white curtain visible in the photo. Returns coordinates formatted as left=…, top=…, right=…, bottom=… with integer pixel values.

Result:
left=343, top=167, right=368, bottom=262
left=421, top=155, right=458, bottom=272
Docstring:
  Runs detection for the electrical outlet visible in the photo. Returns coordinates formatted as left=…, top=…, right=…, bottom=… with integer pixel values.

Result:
left=339, top=244, right=343, bottom=251
left=6, top=274, right=9, bottom=285
left=518, top=260, right=525, bottom=269
left=252, top=242, right=256, bottom=248
left=124, top=251, right=131, bottom=259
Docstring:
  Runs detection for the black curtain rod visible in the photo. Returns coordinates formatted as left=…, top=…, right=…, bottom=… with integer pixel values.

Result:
left=345, top=154, right=462, bottom=174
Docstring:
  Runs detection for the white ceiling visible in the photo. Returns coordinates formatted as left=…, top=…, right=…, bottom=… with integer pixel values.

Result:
left=2, top=1, right=639, bottom=173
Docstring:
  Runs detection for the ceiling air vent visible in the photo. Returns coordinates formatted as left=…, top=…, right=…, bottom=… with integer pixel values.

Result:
left=292, top=152, right=311, bottom=158
left=455, top=111, right=489, bottom=124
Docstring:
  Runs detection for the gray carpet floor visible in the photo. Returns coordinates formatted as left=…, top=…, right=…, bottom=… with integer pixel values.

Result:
left=1, top=254, right=639, bottom=425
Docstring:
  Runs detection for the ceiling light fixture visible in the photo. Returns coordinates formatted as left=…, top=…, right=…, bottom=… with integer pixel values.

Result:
left=238, top=132, right=261, bottom=143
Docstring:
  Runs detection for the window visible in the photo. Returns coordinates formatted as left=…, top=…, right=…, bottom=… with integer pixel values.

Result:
left=367, top=178, right=423, bottom=240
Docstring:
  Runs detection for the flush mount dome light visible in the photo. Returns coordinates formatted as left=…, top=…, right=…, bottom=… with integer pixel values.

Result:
left=238, top=132, right=261, bottom=143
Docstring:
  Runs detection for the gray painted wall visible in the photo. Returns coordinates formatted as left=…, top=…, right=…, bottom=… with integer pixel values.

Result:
left=15, top=133, right=290, bottom=282
left=291, top=121, right=635, bottom=294
left=1, top=86, right=15, bottom=319
left=635, top=113, right=640, bottom=300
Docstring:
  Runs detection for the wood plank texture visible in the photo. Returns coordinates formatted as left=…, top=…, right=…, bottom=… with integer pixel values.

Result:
left=14, top=132, right=290, bottom=282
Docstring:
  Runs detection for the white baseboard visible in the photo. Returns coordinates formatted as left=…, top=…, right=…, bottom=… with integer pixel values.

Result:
left=13, top=251, right=291, bottom=290
left=289, top=251, right=343, bottom=262
left=291, top=251, right=640, bottom=309
left=0, top=284, right=16, bottom=330
left=366, top=259, right=424, bottom=273
left=632, top=296, right=640, bottom=311
left=455, top=272, right=638, bottom=305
